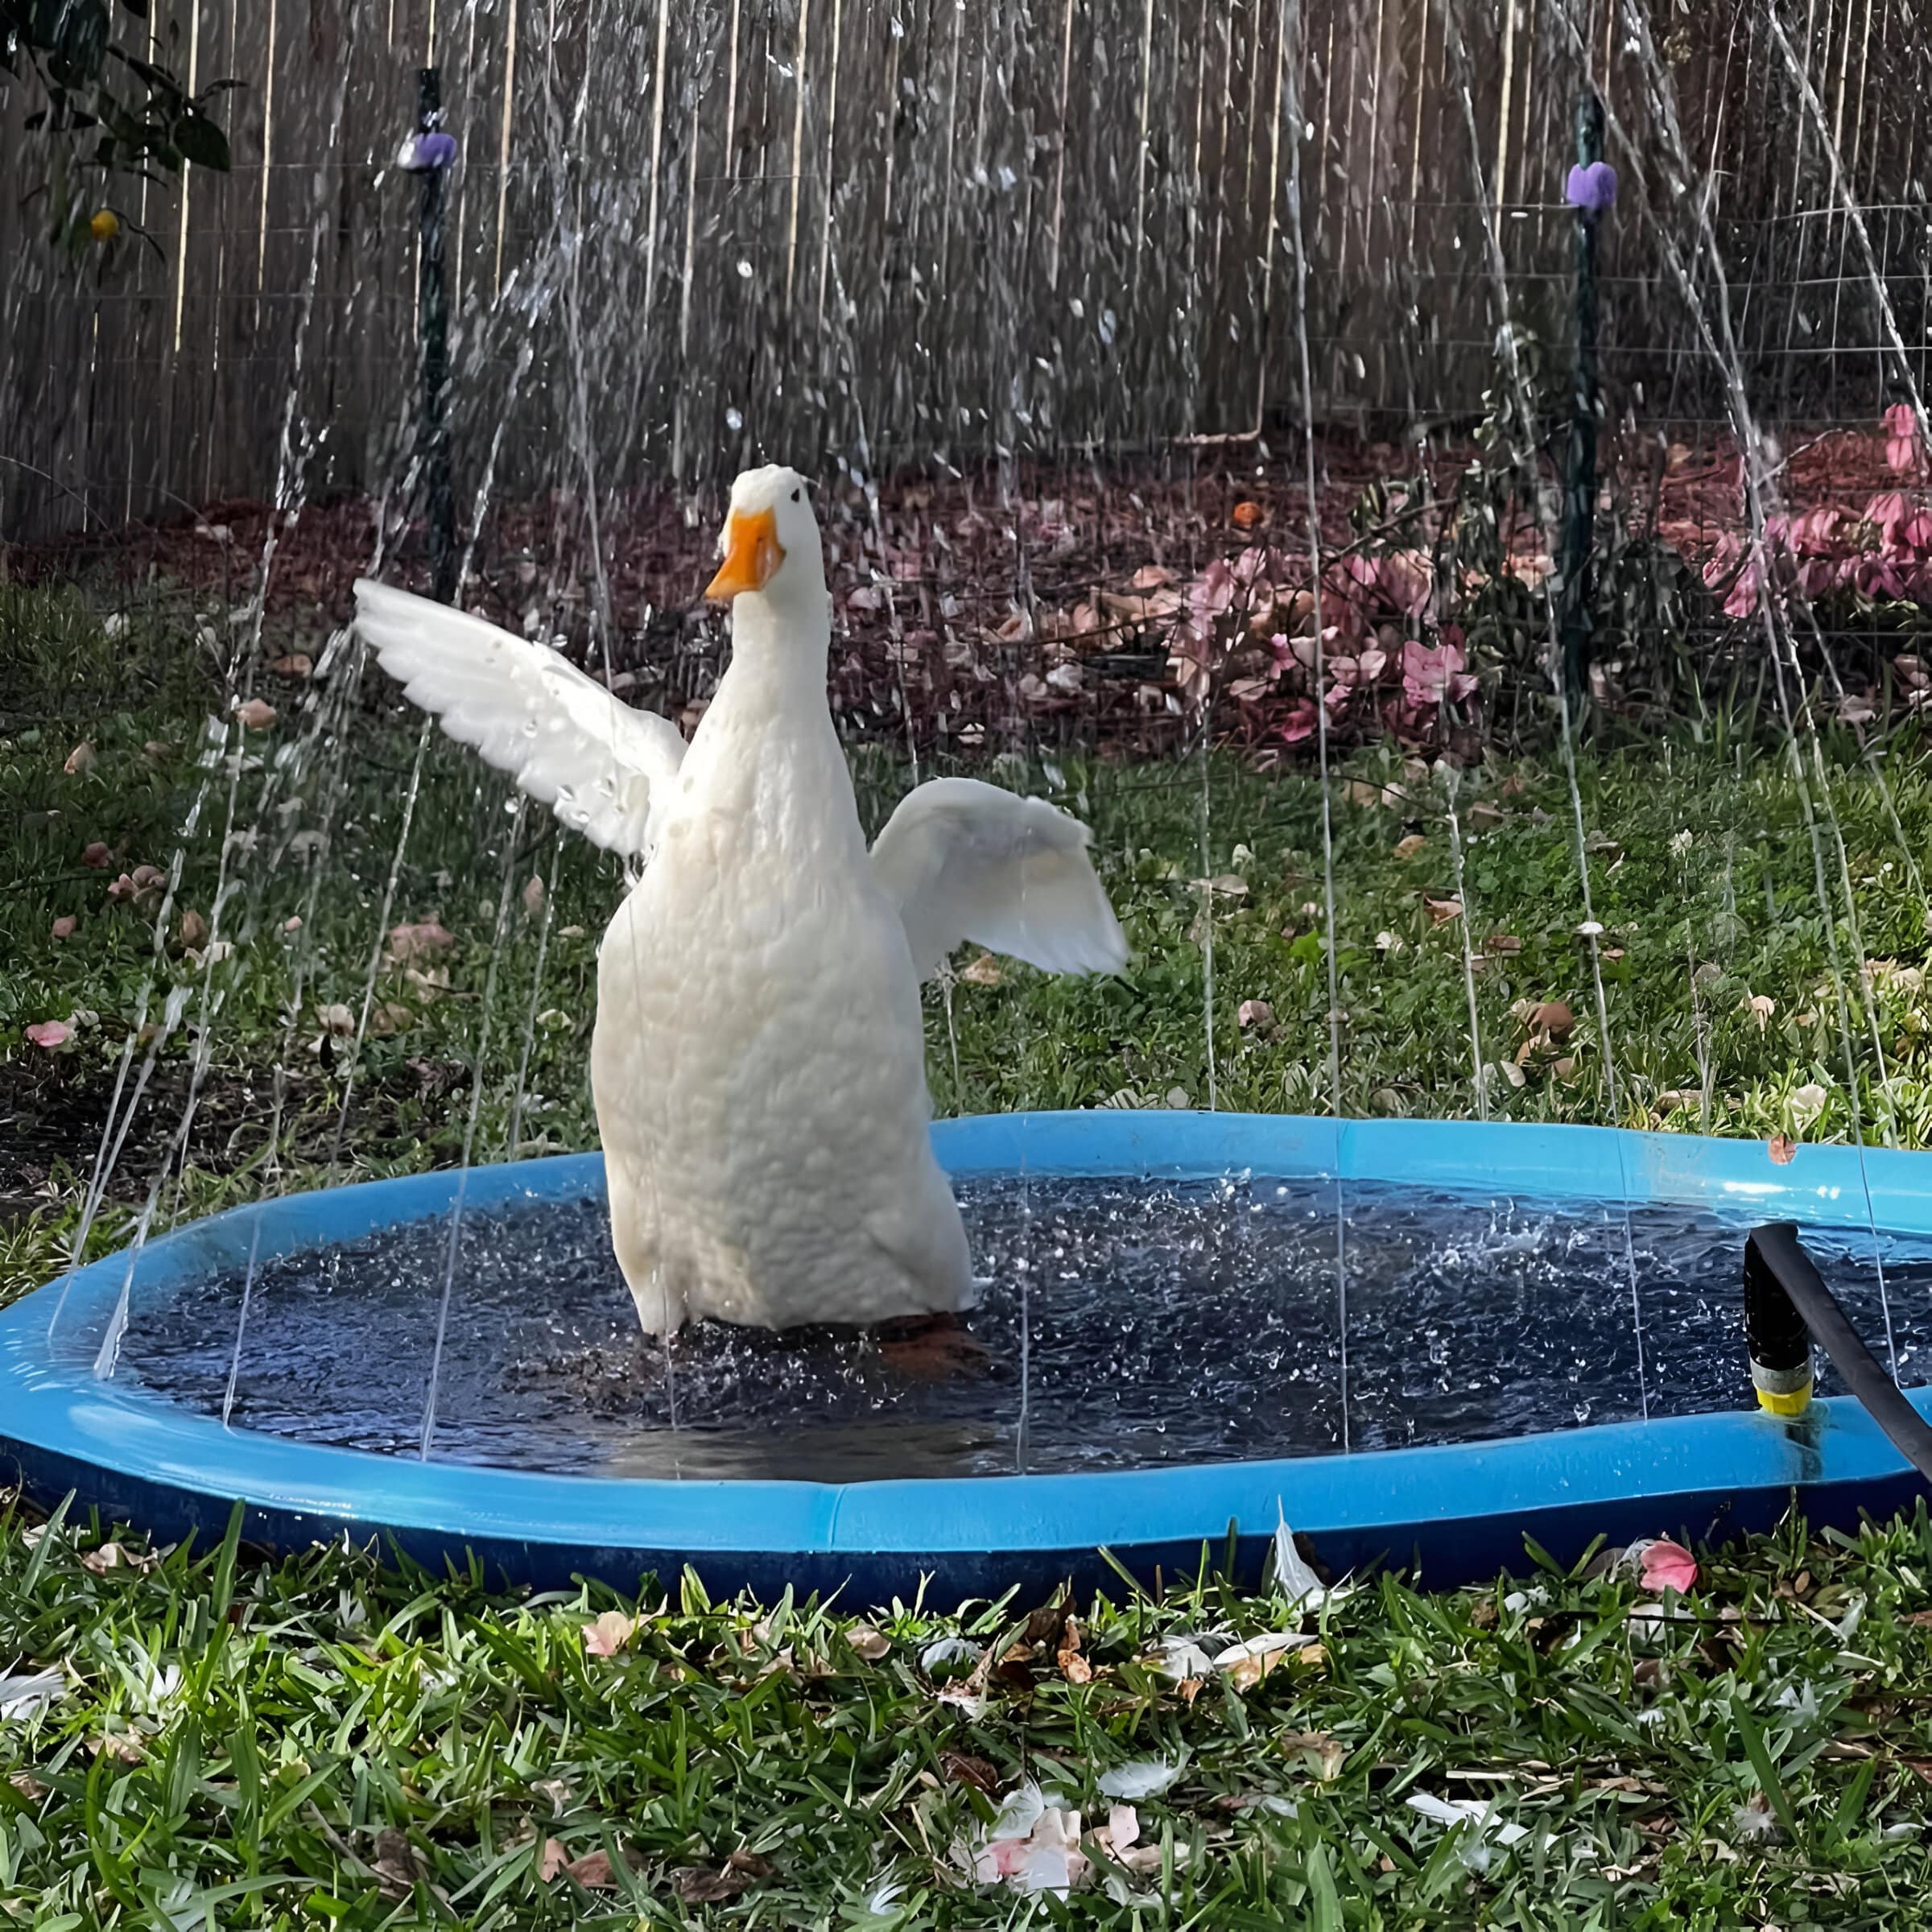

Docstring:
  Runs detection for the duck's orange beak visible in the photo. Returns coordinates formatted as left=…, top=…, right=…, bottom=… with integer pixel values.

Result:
left=705, top=507, right=785, bottom=601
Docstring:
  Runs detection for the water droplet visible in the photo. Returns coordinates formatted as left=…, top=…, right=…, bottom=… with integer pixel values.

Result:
left=725, top=407, right=744, bottom=431
left=735, top=259, right=753, bottom=280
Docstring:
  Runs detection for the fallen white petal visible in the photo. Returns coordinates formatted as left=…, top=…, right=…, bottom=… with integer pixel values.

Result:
left=1016, top=1839, right=1088, bottom=1896
left=0, top=1670, right=64, bottom=1719
left=1147, top=1634, right=1219, bottom=1680
left=920, top=1636, right=980, bottom=1674
left=1098, top=1759, right=1179, bottom=1801
left=1212, top=1632, right=1316, bottom=1670
left=1270, top=1501, right=1329, bottom=1610
left=862, top=1874, right=907, bottom=1911
left=1774, top=1679, right=1821, bottom=1720
left=988, top=1781, right=1046, bottom=1842
left=1406, top=1792, right=1530, bottom=1847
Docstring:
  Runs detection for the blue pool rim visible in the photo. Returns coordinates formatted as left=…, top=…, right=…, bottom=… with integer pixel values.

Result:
left=2, top=1111, right=1930, bottom=1600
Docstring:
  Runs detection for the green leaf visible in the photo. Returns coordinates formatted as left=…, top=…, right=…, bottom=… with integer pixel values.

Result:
left=26, top=0, right=109, bottom=73
left=1305, top=1838, right=1344, bottom=1932
left=172, top=110, right=229, bottom=171
left=1732, top=1699, right=1801, bottom=1839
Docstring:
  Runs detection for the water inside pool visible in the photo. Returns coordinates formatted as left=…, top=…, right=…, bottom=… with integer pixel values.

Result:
left=110, top=1177, right=1932, bottom=1480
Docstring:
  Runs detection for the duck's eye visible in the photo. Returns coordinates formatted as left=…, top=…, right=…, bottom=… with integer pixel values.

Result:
left=791, top=488, right=802, bottom=503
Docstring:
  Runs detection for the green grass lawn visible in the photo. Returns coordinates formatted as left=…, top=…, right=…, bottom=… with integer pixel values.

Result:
left=4, top=1502, right=1932, bottom=1926
left=4, top=580, right=1932, bottom=1922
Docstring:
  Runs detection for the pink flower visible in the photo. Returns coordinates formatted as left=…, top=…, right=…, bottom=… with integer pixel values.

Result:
left=1792, top=506, right=1842, bottom=555
left=1228, top=545, right=1286, bottom=590
left=1320, top=564, right=1372, bottom=641
left=1884, top=402, right=1924, bottom=476
left=1851, top=554, right=1907, bottom=601
left=1703, top=531, right=1742, bottom=584
left=1281, top=628, right=1327, bottom=672
left=1401, top=638, right=1476, bottom=708
left=50, top=916, right=76, bottom=941
left=1637, top=1538, right=1698, bottom=1595
left=580, top=1610, right=637, bottom=1656
left=1341, top=552, right=1379, bottom=593
left=1278, top=700, right=1319, bottom=745
left=1374, top=551, right=1432, bottom=617
left=1903, top=510, right=1932, bottom=552
left=1866, top=491, right=1911, bottom=546
left=25, top=1020, right=72, bottom=1050
left=1702, top=532, right=1784, bottom=619
left=1186, top=559, right=1238, bottom=633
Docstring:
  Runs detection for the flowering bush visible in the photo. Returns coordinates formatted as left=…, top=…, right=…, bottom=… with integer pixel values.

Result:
left=1701, top=492, right=1932, bottom=621
left=1157, top=398, right=1932, bottom=761
left=1165, top=542, right=1476, bottom=751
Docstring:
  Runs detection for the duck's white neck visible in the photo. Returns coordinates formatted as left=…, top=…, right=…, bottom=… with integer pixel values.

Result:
left=721, top=587, right=832, bottom=693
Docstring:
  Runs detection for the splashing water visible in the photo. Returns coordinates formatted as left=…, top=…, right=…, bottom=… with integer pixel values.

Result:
left=101, top=1176, right=1932, bottom=1481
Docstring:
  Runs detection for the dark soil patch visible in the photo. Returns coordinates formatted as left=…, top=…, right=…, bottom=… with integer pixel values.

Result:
left=0, top=1051, right=478, bottom=1214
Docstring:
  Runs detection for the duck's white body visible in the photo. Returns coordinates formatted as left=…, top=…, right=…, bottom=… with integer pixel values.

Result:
left=592, top=589, right=970, bottom=1331
left=354, top=465, right=1125, bottom=1336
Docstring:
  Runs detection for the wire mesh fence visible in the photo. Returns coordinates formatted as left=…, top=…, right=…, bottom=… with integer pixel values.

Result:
left=5, top=0, right=1930, bottom=530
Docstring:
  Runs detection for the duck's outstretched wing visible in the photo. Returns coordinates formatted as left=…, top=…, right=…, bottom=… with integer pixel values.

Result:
left=353, top=580, right=686, bottom=857
left=869, top=776, right=1128, bottom=980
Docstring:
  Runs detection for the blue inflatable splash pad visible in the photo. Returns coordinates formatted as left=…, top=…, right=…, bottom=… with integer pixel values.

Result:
left=2, top=1113, right=1929, bottom=1597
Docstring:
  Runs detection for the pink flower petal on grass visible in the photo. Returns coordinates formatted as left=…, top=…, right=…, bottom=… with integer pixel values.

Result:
left=26, top=1021, right=72, bottom=1050
left=581, top=1610, right=638, bottom=1657
left=51, top=917, right=76, bottom=941
left=1637, top=1538, right=1699, bottom=1595
left=388, top=921, right=456, bottom=964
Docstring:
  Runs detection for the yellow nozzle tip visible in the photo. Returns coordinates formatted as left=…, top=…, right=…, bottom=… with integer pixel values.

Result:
left=1757, top=1384, right=1812, bottom=1418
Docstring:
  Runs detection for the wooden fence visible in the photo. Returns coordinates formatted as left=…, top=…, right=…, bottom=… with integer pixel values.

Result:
left=3, top=0, right=1926, bottom=539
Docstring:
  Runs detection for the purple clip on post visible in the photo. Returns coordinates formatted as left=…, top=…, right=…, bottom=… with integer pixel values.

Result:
left=1564, top=160, right=1617, bottom=214
left=398, top=130, right=459, bottom=172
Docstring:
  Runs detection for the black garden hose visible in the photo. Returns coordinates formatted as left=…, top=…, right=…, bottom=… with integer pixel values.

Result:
left=1745, top=1221, right=1932, bottom=1484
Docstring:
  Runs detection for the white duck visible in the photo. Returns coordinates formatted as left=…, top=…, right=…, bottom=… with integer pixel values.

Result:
left=353, top=464, right=1125, bottom=1356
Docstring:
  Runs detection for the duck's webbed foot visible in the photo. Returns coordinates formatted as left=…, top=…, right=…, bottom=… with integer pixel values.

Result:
left=872, top=1311, right=988, bottom=1380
